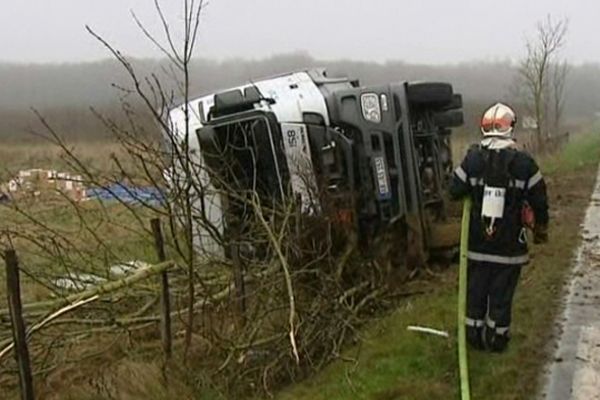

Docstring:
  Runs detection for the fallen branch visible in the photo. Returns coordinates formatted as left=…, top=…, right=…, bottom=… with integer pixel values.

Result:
left=0, top=295, right=100, bottom=362
left=0, top=260, right=176, bottom=317
left=253, top=196, right=300, bottom=365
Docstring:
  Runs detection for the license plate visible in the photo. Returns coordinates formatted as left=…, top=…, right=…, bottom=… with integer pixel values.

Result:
left=374, top=156, right=391, bottom=199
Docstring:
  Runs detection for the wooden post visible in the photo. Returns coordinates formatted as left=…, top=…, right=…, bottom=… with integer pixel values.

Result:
left=5, top=249, right=35, bottom=400
left=151, top=219, right=172, bottom=360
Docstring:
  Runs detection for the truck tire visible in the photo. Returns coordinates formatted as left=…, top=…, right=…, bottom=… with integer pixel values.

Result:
left=443, top=94, right=463, bottom=111
left=407, top=82, right=453, bottom=107
left=433, top=110, right=464, bottom=128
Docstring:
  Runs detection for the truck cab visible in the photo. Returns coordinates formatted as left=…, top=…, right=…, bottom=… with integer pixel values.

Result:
left=167, top=69, right=463, bottom=260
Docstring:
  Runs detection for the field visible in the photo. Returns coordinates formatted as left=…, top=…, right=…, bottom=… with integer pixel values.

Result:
left=0, top=129, right=599, bottom=399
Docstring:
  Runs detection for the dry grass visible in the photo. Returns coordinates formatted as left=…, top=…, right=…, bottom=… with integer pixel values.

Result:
left=0, top=139, right=145, bottom=182
left=0, top=198, right=157, bottom=296
left=0, top=137, right=160, bottom=301
left=43, top=352, right=201, bottom=400
left=0, top=195, right=169, bottom=400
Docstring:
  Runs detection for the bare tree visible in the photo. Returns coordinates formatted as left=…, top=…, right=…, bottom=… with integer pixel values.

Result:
left=82, top=0, right=208, bottom=361
left=550, top=59, right=569, bottom=134
left=518, top=15, right=568, bottom=150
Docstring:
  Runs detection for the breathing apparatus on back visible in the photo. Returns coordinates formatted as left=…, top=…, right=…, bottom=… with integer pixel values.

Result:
left=478, top=103, right=518, bottom=239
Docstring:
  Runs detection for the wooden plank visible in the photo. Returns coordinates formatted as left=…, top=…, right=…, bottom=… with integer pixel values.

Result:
left=5, top=249, right=35, bottom=400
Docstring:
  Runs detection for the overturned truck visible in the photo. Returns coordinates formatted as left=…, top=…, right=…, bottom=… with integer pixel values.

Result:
left=168, top=69, right=464, bottom=264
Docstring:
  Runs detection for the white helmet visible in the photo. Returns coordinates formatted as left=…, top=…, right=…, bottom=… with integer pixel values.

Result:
left=480, top=103, right=517, bottom=138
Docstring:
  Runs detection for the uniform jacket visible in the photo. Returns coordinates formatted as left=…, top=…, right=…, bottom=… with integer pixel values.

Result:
left=450, top=144, right=549, bottom=265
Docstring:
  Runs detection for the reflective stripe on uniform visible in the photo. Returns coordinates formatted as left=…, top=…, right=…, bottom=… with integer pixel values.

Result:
left=528, top=170, right=543, bottom=189
left=466, top=180, right=526, bottom=189
left=512, top=179, right=526, bottom=189
left=465, top=318, right=485, bottom=327
left=465, top=178, right=525, bottom=188
left=495, top=326, right=510, bottom=335
left=467, top=251, right=529, bottom=265
left=454, top=166, right=468, bottom=183
left=486, top=318, right=510, bottom=335
left=469, top=177, right=483, bottom=186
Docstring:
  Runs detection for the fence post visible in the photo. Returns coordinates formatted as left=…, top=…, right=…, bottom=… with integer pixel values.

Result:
left=151, top=218, right=172, bottom=361
left=5, top=249, right=35, bottom=400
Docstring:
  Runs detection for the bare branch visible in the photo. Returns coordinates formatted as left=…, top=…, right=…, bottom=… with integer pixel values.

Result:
left=517, top=15, right=569, bottom=150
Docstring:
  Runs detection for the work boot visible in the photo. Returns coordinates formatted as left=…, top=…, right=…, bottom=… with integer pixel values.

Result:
left=483, top=325, right=511, bottom=353
left=466, top=326, right=485, bottom=351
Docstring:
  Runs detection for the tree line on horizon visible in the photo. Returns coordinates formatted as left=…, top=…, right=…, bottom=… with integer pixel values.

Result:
left=1, top=53, right=599, bottom=140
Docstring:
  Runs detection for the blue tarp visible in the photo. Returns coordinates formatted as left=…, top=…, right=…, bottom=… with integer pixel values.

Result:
left=86, top=184, right=165, bottom=206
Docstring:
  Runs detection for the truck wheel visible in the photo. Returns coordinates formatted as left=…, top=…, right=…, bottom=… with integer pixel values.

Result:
left=443, top=94, right=463, bottom=110
left=407, top=82, right=453, bottom=107
left=433, top=110, right=464, bottom=128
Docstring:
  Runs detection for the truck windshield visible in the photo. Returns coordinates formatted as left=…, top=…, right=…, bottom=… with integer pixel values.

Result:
left=199, top=115, right=285, bottom=201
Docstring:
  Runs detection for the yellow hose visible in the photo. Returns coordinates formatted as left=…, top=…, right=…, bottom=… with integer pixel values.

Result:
left=458, top=198, right=472, bottom=399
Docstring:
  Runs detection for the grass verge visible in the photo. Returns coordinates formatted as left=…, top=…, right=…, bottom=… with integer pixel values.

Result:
left=277, top=130, right=600, bottom=400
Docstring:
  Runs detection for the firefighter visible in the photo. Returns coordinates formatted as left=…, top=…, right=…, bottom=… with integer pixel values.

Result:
left=450, top=102, right=549, bottom=352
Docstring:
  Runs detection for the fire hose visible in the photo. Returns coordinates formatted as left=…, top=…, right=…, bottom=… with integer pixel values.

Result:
left=458, top=198, right=472, bottom=399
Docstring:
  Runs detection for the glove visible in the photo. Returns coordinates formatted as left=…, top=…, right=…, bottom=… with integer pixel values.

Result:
left=534, top=224, right=548, bottom=244
left=521, top=202, right=535, bottom=230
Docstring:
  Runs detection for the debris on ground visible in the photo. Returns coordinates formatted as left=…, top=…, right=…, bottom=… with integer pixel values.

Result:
left=85, top=184, right=164, bottom=206
left=0, top=168, right=85, bottom=201
left=53, top=260, right=152, bottom=291
left=0, top=169, right=164, bottom=205
left=407, top=325, right=450, bottom=338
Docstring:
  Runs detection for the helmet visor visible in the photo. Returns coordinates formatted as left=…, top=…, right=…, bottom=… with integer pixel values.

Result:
left=481, top=116, right=513, bottom=134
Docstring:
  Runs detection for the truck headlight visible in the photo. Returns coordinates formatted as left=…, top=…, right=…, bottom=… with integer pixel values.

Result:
left=361, top=93, right=381, bottom=123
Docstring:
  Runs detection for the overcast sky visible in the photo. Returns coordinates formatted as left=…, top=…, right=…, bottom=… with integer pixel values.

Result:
left=1, top=0, right=598, bottom=64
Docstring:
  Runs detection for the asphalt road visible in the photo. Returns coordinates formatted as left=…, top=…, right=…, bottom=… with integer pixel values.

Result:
left=541, top=166, right=600, bottom=400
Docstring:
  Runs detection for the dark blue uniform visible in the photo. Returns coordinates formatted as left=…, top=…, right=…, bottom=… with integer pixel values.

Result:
left=450, top=144, right=549, bottom=351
